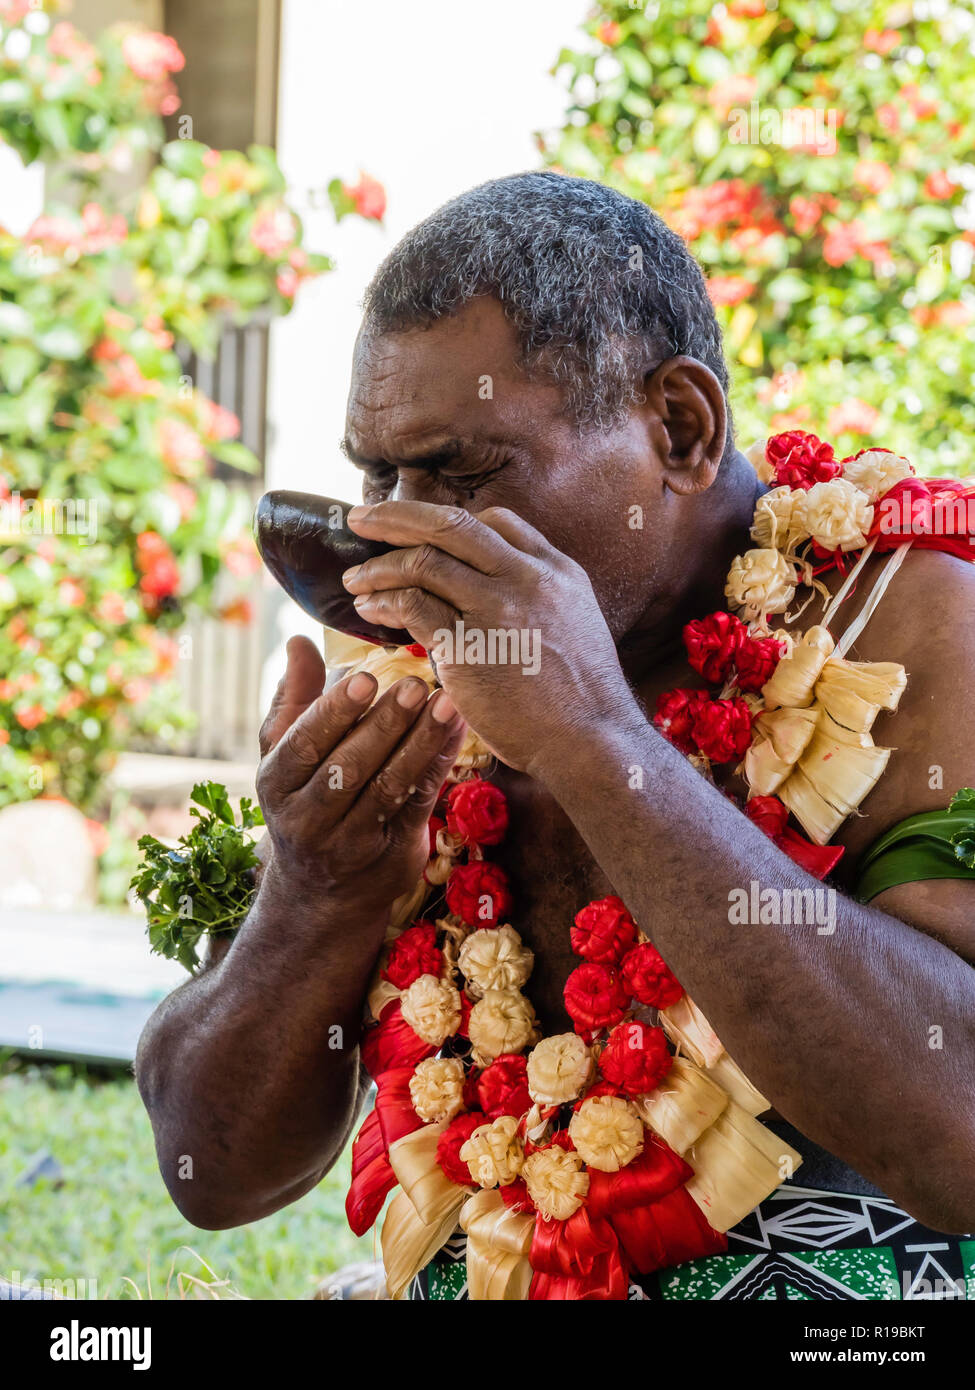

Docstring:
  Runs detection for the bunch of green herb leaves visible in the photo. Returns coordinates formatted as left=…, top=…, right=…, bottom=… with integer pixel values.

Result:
left=130, top=782, right=264, bottom=973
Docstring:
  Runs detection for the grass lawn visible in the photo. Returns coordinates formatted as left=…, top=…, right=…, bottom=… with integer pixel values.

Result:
left=0, top=1055, right=374, bottom=1300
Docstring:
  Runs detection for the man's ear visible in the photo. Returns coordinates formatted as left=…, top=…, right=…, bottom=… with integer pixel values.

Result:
left=642, top=355, right=728, bottom=496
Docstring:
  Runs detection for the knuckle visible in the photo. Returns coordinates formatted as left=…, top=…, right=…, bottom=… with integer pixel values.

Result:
left=433, top=505, right=471, bottom=536
left=334, top=755, right=363, bottom=793
left=284, top=721, right=320, bottom=768
left=255, top=758, right=279, bottom=806
left=408, top=543, right=439, bottom=581
left=371, top=763, right=407, bottom=806
left=399, top=587, right=428, bottom=623
left=258, top=714, right=277, bottom=756
left=478, top=505, right=514, bottom=529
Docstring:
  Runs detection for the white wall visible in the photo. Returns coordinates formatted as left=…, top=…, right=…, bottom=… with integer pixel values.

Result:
left=261, top=0, right=591, bottom=688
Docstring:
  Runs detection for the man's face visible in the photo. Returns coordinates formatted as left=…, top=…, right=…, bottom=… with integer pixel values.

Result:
left=343, top=297, right=674, bottom=641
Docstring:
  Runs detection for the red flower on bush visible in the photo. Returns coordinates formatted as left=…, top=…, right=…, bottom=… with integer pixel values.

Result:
left=382, top=920, right=442, bottom=990
left=683, top=611, right=747, bottom=684
left=477, top=1054, right=531, bottom=1120
left=619, top=942, right=683, bottom=1009
left=765, top=430, right=840, bottom=489
left=445, top=779, right=508, bottom=847
left=653, top=688, right=709, bottom=754
left=598, top=1021, right=673, bottom=1097
left=570, top=896, right=638, bottom=964
left=121, top=30, right=185, bottom=81
left=691, top=696, right=753, bottom=763
left=445, top=860, right=513, bottom=929
left=135, top=531, right=180, bottom=600
left=436, top=1112, right=485, bottom=1186
left=343, top=172, right=386, bottom=222
left=563, top=963, right=630, bottom=1036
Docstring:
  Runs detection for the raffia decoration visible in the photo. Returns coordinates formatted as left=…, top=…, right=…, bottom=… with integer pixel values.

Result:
left=526, top=1032, right=594, bottom=1106
left=761, top=625, right=835, bottom=710
left=459, top=1114, right=525, bottom=1188
left=458, top=925, right=534, bottom=999
left=635, top=1057, right=729, bottom=1155
left=522, top=1146, right=589, bottom=1221
left=387, top=1121, right=467, bottom=1227
left=381, top=1188, right=465, bottom=1300
left=467, top=989, right=539, bottom=1067
left=461, top=1189, right=534, bottom=1301
left=685, top=1101, right=802, bottom=1233
left=409, top=1057, right=466, bottom=1124
left=750, top=485, right=809, bottom=551
left=778, top=766, right=847, bottom=845
left=814, top=657, right=906, bottom=733
left=803, top=478, right=874, bottom=553
left=705, top=1052, right=770, bottom=1117
left=725, top=548, right=797, bottom=621
left=841, top=448, right=914, bottom=503
left=399, top=973, right=462, bottom=1047
left=799, top=725, right=891, bottom=814
left=745, top=438, right=774, bottom=484
left=366, top=974, right=401, bottom=1023
left=659, top=994, right=725, bottom=1068
left=743, top=705, right=820, bottom=796
left=567, top=1095, right=644, bottom=1172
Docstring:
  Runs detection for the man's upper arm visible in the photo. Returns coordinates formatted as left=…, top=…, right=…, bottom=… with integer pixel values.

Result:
left=832, top=549, right=975, bottom=962
left=871, top=878, right=975, bottom=964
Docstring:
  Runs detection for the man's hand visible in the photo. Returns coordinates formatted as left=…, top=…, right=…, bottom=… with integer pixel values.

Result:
left=342, top=501, right=638, bottom=772
left=257, top=634, right=467, bottom=913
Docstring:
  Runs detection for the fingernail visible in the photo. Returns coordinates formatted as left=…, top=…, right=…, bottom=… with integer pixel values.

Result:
left=396, top=679, right=426, bottom=709
left=348, top=505, right=367, bottom=521
left=347, top=672, right=374, bottom=701
left=342, top=565, right=360, bottom=585
left=353, top=594, right=372, bottom=609
left=431, top=691, right=457, bottom=723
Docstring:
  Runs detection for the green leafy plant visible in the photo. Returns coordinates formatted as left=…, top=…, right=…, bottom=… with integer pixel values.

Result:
left=0, top=0, right=384, bottom=828
left=543, top=1, right=975, bottom=473
left=130, top=780, right=263, bottom=972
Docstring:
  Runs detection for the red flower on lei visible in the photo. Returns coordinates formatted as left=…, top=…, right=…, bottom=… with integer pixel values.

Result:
left=446, top=778, right=509, bottom=846
left=563, top=962, right=630, bottom=1037
left=382, top=920, right=442, bottom=990
left=445, top=860, right=513, bottom=928
left=765, top=429, right=840, bottom=490
left=598, top=1020, right=673, bottom=1097
left=570, top=895, right=637, bottom=964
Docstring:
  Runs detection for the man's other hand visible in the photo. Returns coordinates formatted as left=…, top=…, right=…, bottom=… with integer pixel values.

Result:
left=256, top=635, right=466, bottom=913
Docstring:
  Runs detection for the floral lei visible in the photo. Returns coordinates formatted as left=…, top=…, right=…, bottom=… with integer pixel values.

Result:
left=340, top=429, right=975, bottom=1301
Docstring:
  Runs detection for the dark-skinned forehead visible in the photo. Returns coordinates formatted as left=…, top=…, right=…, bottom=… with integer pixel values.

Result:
left=339, top=429, right=520, bottom=469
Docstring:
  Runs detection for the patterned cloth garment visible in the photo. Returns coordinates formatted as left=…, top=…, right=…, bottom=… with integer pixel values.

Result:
left=410, top=1120, right=974, bottom=1302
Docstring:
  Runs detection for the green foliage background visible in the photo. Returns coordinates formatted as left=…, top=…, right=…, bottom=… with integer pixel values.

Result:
left=543, top=0, right=975, bottom=472
left=0, top=2, right=364, bottom=819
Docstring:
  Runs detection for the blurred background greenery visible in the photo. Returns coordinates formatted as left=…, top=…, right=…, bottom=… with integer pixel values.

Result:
left=0, top=1055, right=370, bottom=1298
left=544, top=0, right=975, bottom=474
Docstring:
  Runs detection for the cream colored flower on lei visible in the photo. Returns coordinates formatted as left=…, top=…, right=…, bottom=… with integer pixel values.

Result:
left=458, top=925, right=534, bottom=999
left=409, top=1056, right=466, bottom=1123
left=459, top=1114, right=524, bottom=1188
left=526, top=1032, right=594, bottom=1106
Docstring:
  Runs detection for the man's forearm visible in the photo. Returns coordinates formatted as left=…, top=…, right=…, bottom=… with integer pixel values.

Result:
left=532, top=714, right=975, bottom=1230
left=136, top=861, right=389, bottom=1229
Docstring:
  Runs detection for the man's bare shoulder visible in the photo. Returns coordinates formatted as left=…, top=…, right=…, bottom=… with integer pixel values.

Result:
left=831, top=547, right=975, bottom=914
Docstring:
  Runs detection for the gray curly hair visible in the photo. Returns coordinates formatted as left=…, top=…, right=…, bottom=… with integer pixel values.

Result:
left=362, top=171, right=731, bottom=439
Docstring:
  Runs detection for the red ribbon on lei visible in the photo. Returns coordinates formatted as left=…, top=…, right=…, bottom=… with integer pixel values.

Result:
left=346, top=1107, right=397, bottom=1237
